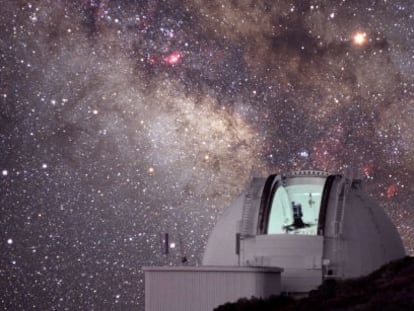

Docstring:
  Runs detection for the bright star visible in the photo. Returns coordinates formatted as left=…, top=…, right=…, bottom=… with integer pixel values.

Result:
left=352, top=32, right=367, bottom=46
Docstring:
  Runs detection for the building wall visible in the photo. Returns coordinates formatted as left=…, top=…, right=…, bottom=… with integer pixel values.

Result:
left=143, top=266, right=282, bottom=311
left=241, top=235, right=324, bottom=293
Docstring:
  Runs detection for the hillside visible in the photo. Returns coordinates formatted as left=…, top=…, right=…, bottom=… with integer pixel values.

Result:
left=215, top=256, right=414, bottom=311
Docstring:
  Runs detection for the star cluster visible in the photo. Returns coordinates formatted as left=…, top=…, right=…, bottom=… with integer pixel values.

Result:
left=1, top=0, right=414, bottom=310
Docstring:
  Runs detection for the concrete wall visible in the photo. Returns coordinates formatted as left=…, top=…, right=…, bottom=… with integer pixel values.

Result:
left=143, top=266, right=282, bottom=311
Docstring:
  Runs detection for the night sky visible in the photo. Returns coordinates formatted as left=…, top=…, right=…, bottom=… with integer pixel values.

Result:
left=1, top=0, right=414, bottom=310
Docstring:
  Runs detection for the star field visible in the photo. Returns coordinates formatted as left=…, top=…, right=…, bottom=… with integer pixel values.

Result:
left=1, top=0, right=414, bottom=310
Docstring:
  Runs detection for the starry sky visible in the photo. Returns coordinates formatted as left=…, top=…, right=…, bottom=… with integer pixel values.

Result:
left=1, top=0, right=414, bottom=310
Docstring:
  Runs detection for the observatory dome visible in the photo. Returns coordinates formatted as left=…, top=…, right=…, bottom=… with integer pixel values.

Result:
left=203, top=171, right=405, bottom=293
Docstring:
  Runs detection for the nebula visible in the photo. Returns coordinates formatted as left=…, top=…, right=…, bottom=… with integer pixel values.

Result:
left=1, top=1, right=414, bottom=309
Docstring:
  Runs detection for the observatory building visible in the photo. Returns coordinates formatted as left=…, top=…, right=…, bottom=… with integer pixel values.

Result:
left=144, top=171, right=406, bottom=311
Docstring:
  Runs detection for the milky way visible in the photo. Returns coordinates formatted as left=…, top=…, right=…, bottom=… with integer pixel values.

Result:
left=1, top=1, right=414, bottom=309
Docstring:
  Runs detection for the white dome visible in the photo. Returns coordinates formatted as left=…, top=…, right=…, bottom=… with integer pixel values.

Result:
left=203, top=171, right=405, bottom=293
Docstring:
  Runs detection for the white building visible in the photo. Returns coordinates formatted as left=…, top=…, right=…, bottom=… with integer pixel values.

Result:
left=144, top=171, right=406, bottom=310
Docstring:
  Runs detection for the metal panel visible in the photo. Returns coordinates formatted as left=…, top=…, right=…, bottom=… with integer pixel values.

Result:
left=143, top=266, right=282, bottom=311
left=242, top=235, right=323, bottom=267
left=241, top=178, right=266, bottom=236
left=202, top=195, right=245, bottom=266
left=340, top=187, right=405, bottom=278
left=241, top=235, right=324, bottom=293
